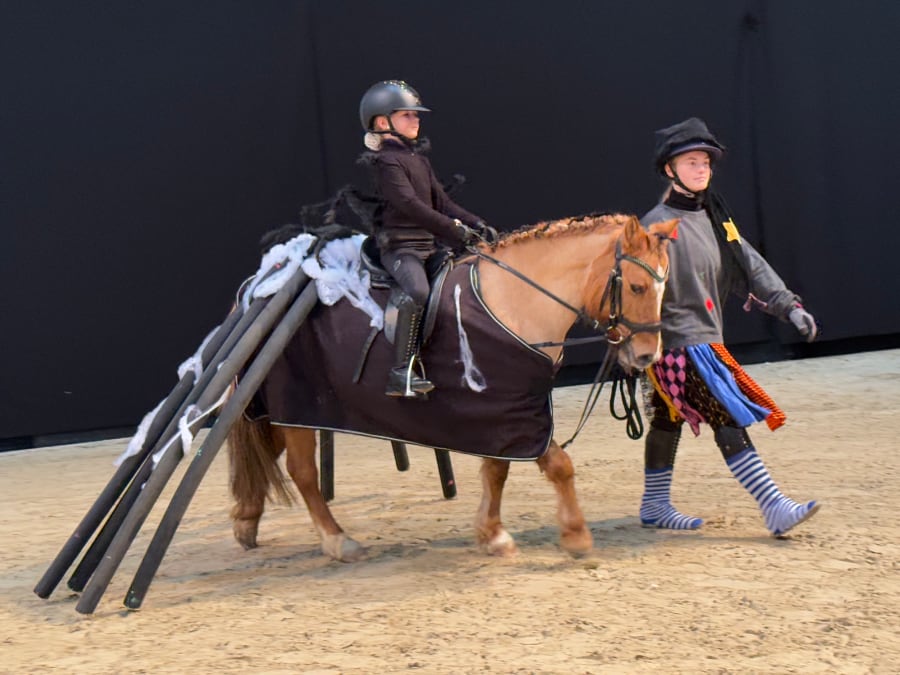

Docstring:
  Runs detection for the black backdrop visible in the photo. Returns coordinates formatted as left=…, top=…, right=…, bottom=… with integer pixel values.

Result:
left=3, top=1, right=899, bottom=447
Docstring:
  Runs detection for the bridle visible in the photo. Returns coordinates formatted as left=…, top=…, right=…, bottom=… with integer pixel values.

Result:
left=471, top=238, right=668, bottom=350
left=590, top=238, right=669, bottom=345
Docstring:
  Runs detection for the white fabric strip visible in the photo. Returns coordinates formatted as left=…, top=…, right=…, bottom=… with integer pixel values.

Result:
left=301, top=234, right=383, bottom=329
left=150, top=386, right=231, bottom=468
left=177, top=324, right=218, bottom=384
left=177, top=404, right=201, bottom=456
left=114, top=398, right=165, bottom=467
left=242, top=233, right=316, bottom=310
left=454, top=283, right=487, bottom=392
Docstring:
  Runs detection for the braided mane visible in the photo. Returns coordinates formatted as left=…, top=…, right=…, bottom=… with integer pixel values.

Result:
left=494, top=212, right=631, bottom=250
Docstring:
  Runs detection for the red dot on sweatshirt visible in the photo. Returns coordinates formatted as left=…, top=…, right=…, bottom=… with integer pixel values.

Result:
left=705, top=298, right=715, bottom=312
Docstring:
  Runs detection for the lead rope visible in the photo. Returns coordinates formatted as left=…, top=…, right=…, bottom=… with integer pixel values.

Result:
left=609, top=369, right=644, bottom=440
left=560, top=349, right=646, bottom=449
left=560, top=348, right=616, bottom=449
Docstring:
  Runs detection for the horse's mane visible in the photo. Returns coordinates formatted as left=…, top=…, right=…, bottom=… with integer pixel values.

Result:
left=494, top=212, right=631, bottom=250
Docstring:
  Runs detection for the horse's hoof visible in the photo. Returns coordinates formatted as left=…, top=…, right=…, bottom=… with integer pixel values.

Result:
left=233, top=519, right=259, bottom=550
left=480, top=530, right=518, bottom=557
left=560, top=528, right=593, bottom=557
left=321, top=534, right=366, bottom=562
left=338, top=538, right=367, bottom=562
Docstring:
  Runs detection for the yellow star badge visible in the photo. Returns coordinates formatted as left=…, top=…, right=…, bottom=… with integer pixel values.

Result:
left=722, top=218, right=741, bottom=243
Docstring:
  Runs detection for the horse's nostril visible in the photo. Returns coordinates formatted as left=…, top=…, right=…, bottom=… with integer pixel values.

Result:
left=635, top=354, right=654, bottom=369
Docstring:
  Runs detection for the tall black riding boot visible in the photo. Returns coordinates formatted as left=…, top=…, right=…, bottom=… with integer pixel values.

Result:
left=385, top=297, right=435, bottom=398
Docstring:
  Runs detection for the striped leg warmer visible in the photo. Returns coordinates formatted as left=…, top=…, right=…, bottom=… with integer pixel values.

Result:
left=726, top=448, right=819, bottom=536
left=640, top=468, right=703, bottom=530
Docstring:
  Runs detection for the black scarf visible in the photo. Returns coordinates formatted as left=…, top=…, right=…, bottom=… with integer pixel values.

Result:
left=665, top=188, right=751, bottom=297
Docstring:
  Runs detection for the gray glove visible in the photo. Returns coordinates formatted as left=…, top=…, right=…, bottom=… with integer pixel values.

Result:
left=788, top=305, right=817, bottom=342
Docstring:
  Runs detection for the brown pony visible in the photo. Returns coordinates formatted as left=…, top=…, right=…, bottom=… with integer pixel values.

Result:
left=228, top=213, right=677, bottom=561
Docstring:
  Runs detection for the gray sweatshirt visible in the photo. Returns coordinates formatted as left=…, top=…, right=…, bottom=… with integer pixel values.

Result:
left=641, top=202, right=800, bottom=349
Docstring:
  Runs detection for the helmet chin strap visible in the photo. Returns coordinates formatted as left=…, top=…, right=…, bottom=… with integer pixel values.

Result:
left=371, top=117, right=419, bottom=148
left=667, top=161, right=709, bottom=203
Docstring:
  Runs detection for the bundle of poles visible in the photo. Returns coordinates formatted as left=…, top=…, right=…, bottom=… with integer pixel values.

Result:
left=34, top=230, right=458, bottom=614
left=32, top=249, right=320, bottom=614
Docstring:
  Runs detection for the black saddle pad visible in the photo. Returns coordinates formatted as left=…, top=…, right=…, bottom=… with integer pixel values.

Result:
left=253, top=261, right=555, bottom=460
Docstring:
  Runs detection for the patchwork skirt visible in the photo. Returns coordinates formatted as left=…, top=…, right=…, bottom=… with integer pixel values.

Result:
left=644, top=343, right=786, bottom=436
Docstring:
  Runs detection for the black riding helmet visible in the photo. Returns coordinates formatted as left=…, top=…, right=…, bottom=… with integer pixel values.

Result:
left=653, top=117, right=725, bottom=177
left=359, top=80, right=431, bottom=132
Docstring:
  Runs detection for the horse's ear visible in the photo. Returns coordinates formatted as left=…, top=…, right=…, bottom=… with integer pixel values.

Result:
left=623, top=214, right=643, bottom=240
left=622, top=215, right=649, bottom=251
left=648, top=218, right=679, bottom=242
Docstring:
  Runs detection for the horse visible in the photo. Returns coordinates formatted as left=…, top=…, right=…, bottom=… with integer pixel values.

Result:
left=228, top=213, right=678, bottom=562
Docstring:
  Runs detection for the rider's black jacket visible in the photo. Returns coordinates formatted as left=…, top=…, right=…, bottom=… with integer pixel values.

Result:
left=361, top=138, right=482, bottom=258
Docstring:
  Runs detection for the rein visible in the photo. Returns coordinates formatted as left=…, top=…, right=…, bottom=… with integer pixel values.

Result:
left=472, top=239, right=668, bottom=349
left=472, top=249, right=601, bottom=333
left=472, top=234, right=667, bottom=445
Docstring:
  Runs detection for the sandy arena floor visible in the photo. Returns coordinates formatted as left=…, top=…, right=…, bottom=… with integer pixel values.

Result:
left=2, top=349, right=899, bottom=674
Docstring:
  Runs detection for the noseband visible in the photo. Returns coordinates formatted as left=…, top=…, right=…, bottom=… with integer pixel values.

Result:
left=473, top=238, right=668, bottom=350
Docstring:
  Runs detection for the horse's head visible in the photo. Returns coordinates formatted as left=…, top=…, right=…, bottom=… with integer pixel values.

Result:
left=586, top=216, right=678, bottom=371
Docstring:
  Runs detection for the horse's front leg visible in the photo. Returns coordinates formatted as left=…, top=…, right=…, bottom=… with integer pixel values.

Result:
left=475, top=458, right=518, bottom=556
left=283, top=428, right=365, bottom=562
left=537, top=440, right=593, bottom=556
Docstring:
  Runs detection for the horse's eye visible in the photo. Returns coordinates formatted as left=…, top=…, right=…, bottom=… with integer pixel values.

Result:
left=630, top=284, right=646, bottom=295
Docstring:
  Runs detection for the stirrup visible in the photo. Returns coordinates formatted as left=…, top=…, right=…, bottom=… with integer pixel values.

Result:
left=408, top=358, right=435, bottom=394
left=385, top=363, right=433, bottom=399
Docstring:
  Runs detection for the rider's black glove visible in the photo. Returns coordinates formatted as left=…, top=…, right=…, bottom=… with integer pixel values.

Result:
left=472, top=221, right=499, bottom=245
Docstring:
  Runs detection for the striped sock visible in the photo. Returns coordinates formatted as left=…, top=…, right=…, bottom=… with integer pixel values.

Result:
left=640, top=468, right=703, bottom=530
left=727, top=448, right=819, bottom=536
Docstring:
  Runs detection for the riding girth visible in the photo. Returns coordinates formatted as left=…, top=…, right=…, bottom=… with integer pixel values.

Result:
left=250, top=261, right=556, bottom=460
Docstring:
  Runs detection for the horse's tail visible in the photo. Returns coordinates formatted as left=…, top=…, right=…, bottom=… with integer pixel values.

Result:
left=228, top=413, right=295, bottom=516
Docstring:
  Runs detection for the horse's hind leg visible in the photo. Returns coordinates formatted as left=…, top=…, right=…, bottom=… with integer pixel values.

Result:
left=229, top=417, right=290, bottom=550
left=537, top=440, right=593, bottom=556
left=283, top=427, right=365, bottom=562
left=475, top=458, right=518, bottom=556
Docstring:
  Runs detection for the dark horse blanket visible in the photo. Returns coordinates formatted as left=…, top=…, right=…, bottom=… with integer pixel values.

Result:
left=251, top=261, right=556, bottom=460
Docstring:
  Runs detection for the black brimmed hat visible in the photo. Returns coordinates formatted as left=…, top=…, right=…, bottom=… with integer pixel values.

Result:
left=654, top=117, right=725, bottom=175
